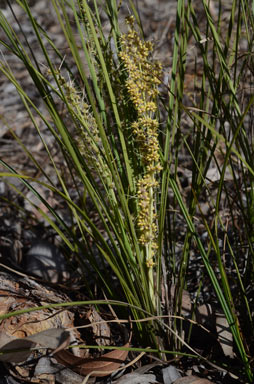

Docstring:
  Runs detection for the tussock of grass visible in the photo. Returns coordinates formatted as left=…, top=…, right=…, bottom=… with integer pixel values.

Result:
left=0, top=0, right=254, bottom=381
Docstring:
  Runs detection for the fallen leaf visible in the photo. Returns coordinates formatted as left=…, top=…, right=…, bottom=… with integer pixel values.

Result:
left=34, top=356, right=86, bottom=384
left=162, top=365, right=181, bottom=384
left=55, top=341, right=130, bottom=377
left=215, top=312, right=233, bottom=357
left=0, top=337, right=36, bottom=363
left=28, top=327, right=70, bottom=352
left=0, top=328, right=70, bottom=363
left=173, top=376, right=215, bottom=384
left=116, top=372, right=158, bottom=383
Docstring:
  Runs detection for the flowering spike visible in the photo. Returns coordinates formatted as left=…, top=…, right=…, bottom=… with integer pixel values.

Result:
left=120, top=16, right=162, bottom=269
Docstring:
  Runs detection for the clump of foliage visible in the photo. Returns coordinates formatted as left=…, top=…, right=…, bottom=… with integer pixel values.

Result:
left=0, top=0, right=254, bottom=381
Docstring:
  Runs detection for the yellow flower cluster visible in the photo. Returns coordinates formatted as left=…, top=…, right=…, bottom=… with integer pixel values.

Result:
left=120, top=17, right=161, bottom=117
left=52, top=71, right=113, bottom=188
left=120, top=16, right=162, bottom=267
